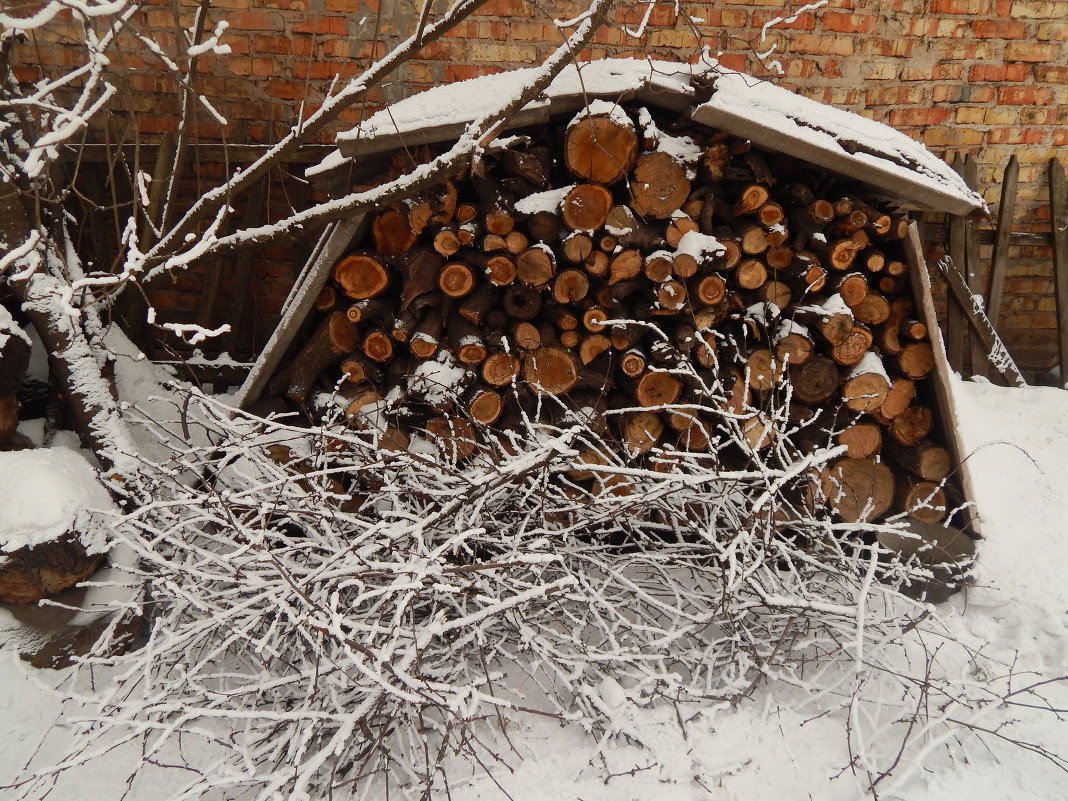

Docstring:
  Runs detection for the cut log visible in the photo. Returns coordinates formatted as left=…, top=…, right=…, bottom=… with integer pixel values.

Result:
left=818, top=457, right=895, bottom=522
left=842, top=351, right=890, bottom=411
left=760, top=279, right=792, bottom=309
left=562, top=231, right=593, bottom=263
left=666, top=215, right=700, bottom=248
left=433, top=225, right=461, bottom=257
left=656, top=279, right=688, bottom=311
left=830, top=325, right=874, bottom=367
left=643, top=251, right=675, bottom=282
left=582, top=307, right=609, bottom=333
left=564, top=106, right=638, bottom=185
left=481, top=352, right=521, bottom=387
left=620, top=348, right=647, bottom=377
left=733, top=259, right=767, bottom=290
left=851, top=292, right=890, bottom=325
left=438, top=262, right=475, bottom=298
left=314, top=284, right=337, bottom=311
left=620, top=409, right=664, bottom=454
left=334, top=253, right=390, bottom=300
left=517, top=245, right=556, bottom=287
left=895, top=342, right=935, bottom=380
left=578, top=333, right=611, bottom=364
left=889, top=439, right=952, bottom=482
left=552, top=268, right=590, bottom=304
left=527, top=210, right=562, bottom=243
left=745, top=348, right=781, bottom=392
left=372, top=209, right=417, bottom=258
left=468, top=388, right=504, bottom=425
left=889, top=405, right=933, bottom=446
left=339, top=353, right=382, bottom=385
left=631, top=151, right=690, bottom=219
left=426, top=415, right=479, bottom=462
left=363, top=329, right=395, bottom=363
left=733, top=184, right=770, bottom=216
left=459, top=284, right=498, bottom=325
left=837, top=422, right=882, bottom=459
left=287, top=311, right=359, bottom=404
left=513, top=321, right=542, bottom=350
left=791, top=355, right=839, bottom=404
left=561, top=184, right=613, bottom=232
left=398, top=248, right=444, bottom=308
left=448, top=316, right=489, bottom=365
left=896, top=478, right=948, bottom=524
left=691, top=274, right=727, bottom=306
left=878, top=378, right=916, bottom=420
left=523, top=346, right=579, bottom=395
left=633, top=370, right=682, bottom=407
left=502, top=283, right=543, bottom=320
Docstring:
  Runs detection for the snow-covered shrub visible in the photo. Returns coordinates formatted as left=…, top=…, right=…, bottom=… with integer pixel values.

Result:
left=5, top=340, right=994, bottom=801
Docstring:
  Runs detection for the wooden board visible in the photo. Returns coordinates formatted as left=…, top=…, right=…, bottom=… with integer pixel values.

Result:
left=903, top=221, right=982, bottom=536
left=233, top=215, right=367, bottom=410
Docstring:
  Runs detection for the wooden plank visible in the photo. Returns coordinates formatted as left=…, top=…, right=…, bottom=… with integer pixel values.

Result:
left=903, top=222, right=982, bottom=536
left=986, top=154, right=1019, bottom=326
left=233, top=215, right=367, bottom=410
left=963, top=155, right=987, bottom=377
left=689, top=105, right=983, bottom=217
left=924, top=225, right=1050, bottom=248
left=61, top=143, right=336, bottom=164
left=216, top=176, right=269, bottom=358
left=1050, top=157, right=1068, bottom=384
left=945, top=155, right=967, bottom=372
left=933, top=257, right=1027, bottom=388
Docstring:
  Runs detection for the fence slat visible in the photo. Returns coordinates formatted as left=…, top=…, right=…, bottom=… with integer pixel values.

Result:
left=1049, top=158, right=1068, bottom=385
left=987, top=155, right=1019, bottom=327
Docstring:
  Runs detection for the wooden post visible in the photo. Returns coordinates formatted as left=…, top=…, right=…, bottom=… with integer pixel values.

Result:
left=946, top=154, right=967, bottom=373
left=902, top=222, right=982, bottom=535
left=986, top=155, right=1018, bottom=328
left=1049, top=157, right=1068, bottom=386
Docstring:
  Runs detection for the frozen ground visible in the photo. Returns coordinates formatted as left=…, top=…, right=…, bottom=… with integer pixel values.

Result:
left=1, top=372, right=1066, bottom=800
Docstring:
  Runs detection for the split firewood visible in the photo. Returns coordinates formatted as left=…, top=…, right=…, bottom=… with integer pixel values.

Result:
left=467, top=386, right=505, bottom=425
left=562, top=231, right=594, bottom=263
left=552, top=269, right=589, bottom=304
left=620, top=409, right=664, bottom=454
left=372, top=209, right=417, bottom=258
left=831, top=325, right=874, bottom=367
left=339, top=353, right=382, bottom=385
left=517, top=245, right=556, bottom=287
left=877, top=378, right=916, bottom=421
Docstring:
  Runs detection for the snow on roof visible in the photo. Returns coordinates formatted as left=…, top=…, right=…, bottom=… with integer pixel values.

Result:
left=691, top=70, right=985, bottom=215
left=311, top=58, right=984, bottom=216
left=334, top=58, right=697, bottom=149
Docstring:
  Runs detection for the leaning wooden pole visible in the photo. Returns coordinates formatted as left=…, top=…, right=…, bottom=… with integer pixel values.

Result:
left=1048, top=157, right=1068, bottom=386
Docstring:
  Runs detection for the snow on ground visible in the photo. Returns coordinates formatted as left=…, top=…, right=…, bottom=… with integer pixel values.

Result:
left=1, top=372, right=1066, bottom=800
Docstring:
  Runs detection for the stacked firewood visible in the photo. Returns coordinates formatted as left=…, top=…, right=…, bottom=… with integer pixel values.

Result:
left=276, top=101, right=957, bottom=527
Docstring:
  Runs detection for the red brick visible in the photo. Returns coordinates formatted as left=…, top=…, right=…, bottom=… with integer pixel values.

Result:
left=228, top=11, right=280, bottom=31
left=1054, top=129, right=1068, bottom=146
left=970, top=19, right=1027, bottom=38
left=968, top=63, right=1030, bottom=82
left=998, top=85, right=1055, bottom=104
left=987, top=127, right=1047, bottom=144
left=291, top=16, right=347, bottom=35
left=1004, top=42, right=1063, bottom=62
left=930, top=0, right=990, bottom=11
left=819, top=11, right=877, bottom=33
left=889, top=107, right=953, bottom=127
left=1035, top=66, right=1068, bottom=83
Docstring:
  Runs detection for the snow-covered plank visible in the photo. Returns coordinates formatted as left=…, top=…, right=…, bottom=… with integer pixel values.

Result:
left=234, top=215, right=366, bottom=410
left=691, top=71, right=985, bottom=217
left=903, top=222, right=982, bottom=536
left=330, top=59, right=698, bottom=162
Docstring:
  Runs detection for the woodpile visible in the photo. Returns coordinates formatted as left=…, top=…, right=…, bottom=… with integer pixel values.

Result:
left=272, top=100, right=962, bottom=529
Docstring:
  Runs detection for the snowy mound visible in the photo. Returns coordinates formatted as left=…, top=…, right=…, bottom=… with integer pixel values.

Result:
left=0, top=449, right=114, bottom=554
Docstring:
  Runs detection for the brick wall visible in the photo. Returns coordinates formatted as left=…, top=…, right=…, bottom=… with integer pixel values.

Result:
left=10, top=0, right=1067, bottom=369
